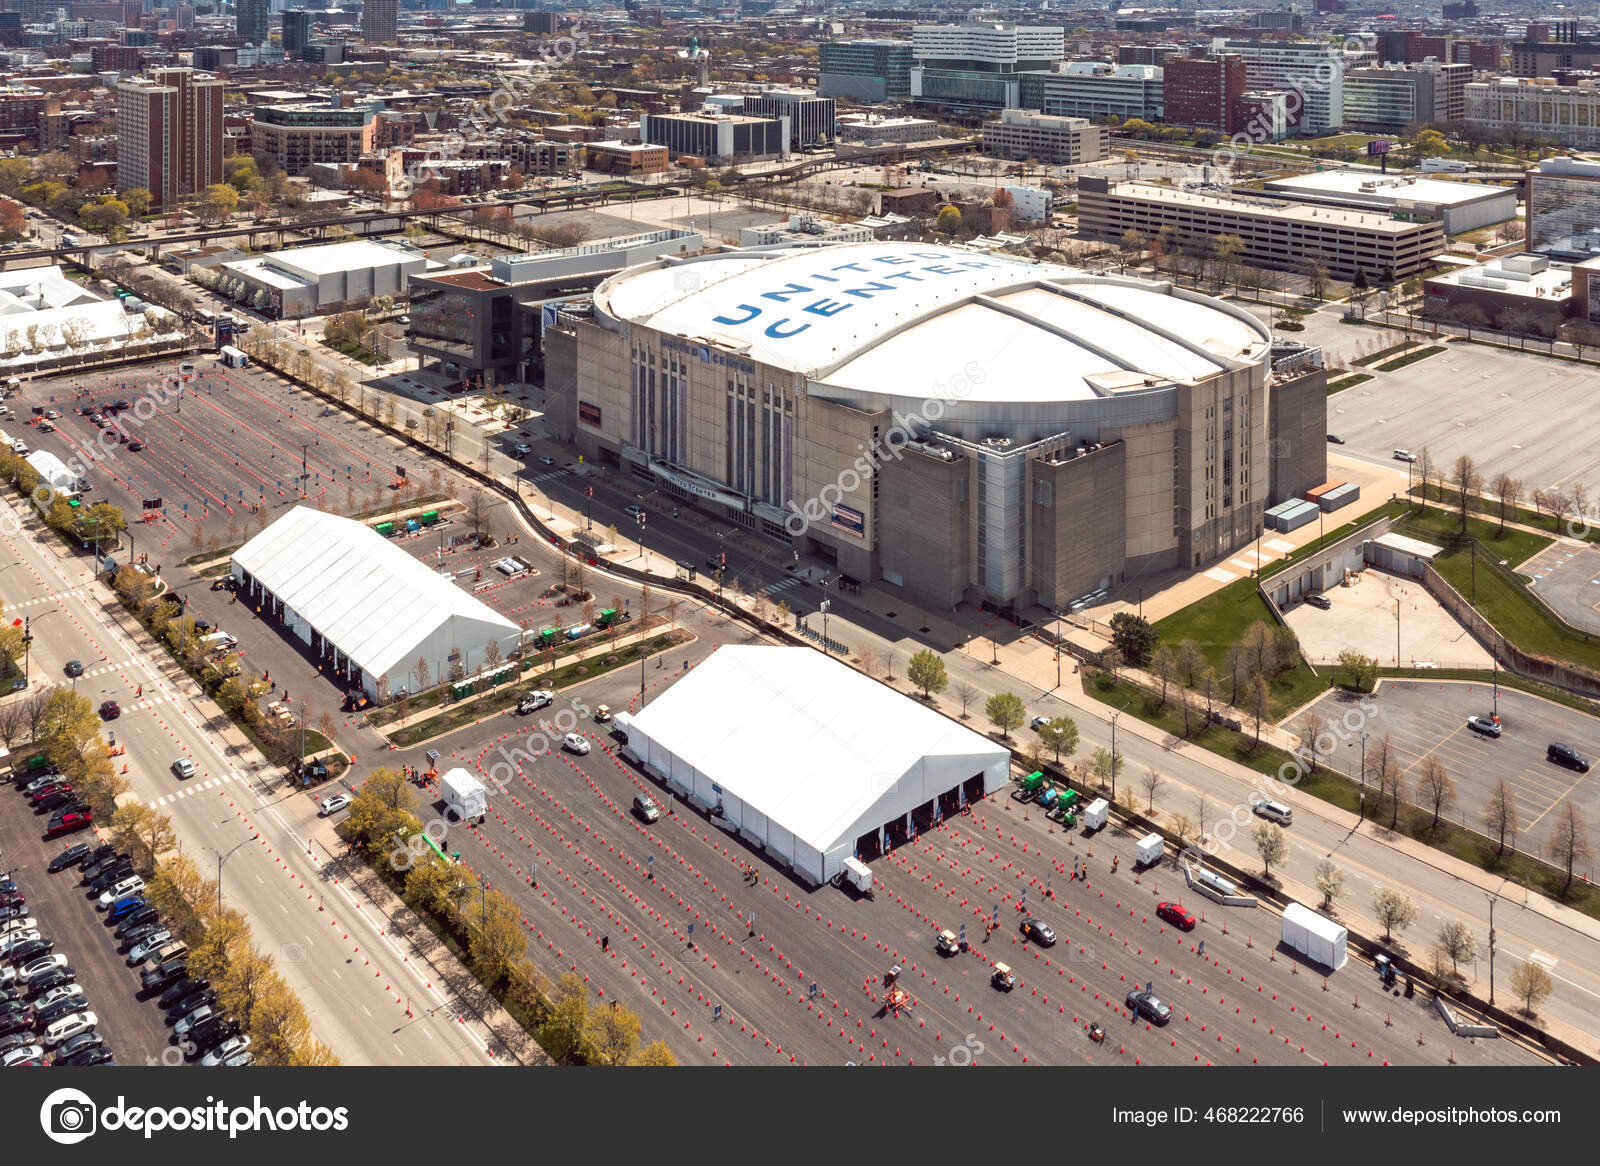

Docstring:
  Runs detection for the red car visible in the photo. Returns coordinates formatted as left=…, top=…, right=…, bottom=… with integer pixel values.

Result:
left=28, top=783, right=71, bottom=805
left=46, top=810, right=92, bottom=838
left=99, top=701, right=120, bottom=720
left=1156, top=902, right=1197, bottom=931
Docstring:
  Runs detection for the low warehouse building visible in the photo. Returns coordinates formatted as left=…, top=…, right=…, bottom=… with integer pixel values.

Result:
left=231, top=506, right=522, bottom=700
left=614, top=645, right=1010, bottom=885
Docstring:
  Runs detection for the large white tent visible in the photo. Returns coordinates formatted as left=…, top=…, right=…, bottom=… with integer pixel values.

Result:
left=616, top=645, right=1010, bottom=885
left=231, top=506, right=522, bottom=697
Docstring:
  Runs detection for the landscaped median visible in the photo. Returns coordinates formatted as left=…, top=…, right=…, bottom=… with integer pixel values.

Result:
left=384, top=625, right=690, bottom=748
left=1353, top=339, right=1444, bottom=371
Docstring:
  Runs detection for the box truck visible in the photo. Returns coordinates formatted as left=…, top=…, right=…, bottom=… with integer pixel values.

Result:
left=440, top=767, right=488, bottom=824
left=1280, top=902, right=1348, bottom=971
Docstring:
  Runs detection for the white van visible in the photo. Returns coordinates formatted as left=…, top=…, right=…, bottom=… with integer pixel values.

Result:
left=1253, top=798, right=1293, bottom=826
left=201, top=631, right=237, bottom=653
left=1392, top=449, right=1416, bottom=463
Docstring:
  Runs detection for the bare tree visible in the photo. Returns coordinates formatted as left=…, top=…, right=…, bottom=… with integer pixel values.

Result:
left=1490, top=473, right=1522, bottom=535
left=1416, top=754, right=1456, bottom=830
left=1315, top=859, right=1346, bottom=911
left=1140, top=766, right=1164, bottom=814
left=1482, top=778, right=1519, bottom=856
left=954, top=680, right=978, bottom=720
left=1450, top=454, right=1482, bottom=533
left=1300, top=710, right=1328, bottom=772
left=1416, top=446, right=1438, bottom=506
left=1546, top=803, right=1593, bottom=894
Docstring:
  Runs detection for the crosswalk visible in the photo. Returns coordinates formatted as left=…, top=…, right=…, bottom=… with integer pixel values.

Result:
left=138, top=771, right=245, bottom=808
left=528, top=468, right=570, bottom=484
left=759, top=576, right=806, bottom=596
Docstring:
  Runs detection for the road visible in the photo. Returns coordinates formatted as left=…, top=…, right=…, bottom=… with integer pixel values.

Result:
left=0, top=492, right=507, bottom=1066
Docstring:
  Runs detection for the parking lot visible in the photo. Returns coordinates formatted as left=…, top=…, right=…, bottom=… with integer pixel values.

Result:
left=1326, top=340, right=1600, bottom=502
left=400, top=662, right=1545, bottom=1068
left=1524, top=541, right=1600, bottom=636
left=1289, top=679, right=1600, bottom=856
left=1282, top=568, right=1492, bottom=669
left=0, top=772, right=168, bottom=1066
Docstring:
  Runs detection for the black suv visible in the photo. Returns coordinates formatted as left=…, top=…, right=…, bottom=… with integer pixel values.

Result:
left=1548, top=742, right=1591, bottom=772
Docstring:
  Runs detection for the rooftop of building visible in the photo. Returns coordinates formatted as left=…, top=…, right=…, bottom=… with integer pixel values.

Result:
left=1426, top=254, right=1574, bottom=299
left=1262, top=170, right=1514, bottom=206
left=1095, top=180, right=1441, bottom=233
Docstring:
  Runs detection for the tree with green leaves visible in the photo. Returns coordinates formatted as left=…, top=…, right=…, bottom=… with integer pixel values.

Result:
left=984, top=691, right=1026, bottom=739
left=1509, top=960, right=1554, bottom=1016
left=1108, top=612, right=1157, bottom=668
left=1036, top=716, right=1079, bottom=763
left=906, top=649, right=948, bottom=699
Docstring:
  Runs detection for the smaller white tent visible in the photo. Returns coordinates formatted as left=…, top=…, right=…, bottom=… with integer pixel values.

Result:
left=440, top=768, right=488, bottom=822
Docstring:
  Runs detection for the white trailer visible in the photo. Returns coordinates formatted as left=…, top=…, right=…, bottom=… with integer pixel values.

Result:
left=839, top=856, right=873, bottom=895
left=440, top=767, right=489, bottom=824
left=1135, top=832, right=1164, bottom=867
left=1082, top=797, right=1108, bottom=831
left=1280, top=902, right=1347, bottom=971
left=219, top=344, right=249, bottom=368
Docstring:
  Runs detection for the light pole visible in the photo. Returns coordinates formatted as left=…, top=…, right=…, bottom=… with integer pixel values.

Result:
left=819, top=576, right=831, bottom=655
left=1485, top=888, right=1500, bottom=1006
left=1359, top=732, right=1369, bottom=821
left=1110, top=701, right=1129, bottom=800
left=214, top=837, right=253, bottom=915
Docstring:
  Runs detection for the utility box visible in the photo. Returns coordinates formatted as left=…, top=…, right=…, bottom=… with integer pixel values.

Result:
left=440, top=767, right=489, bottom=824
left=1135, top=832, right=1164, bottom=867
left=1280, top=902, right=1348, bottom=971
left=1082, top=797, right=1108, bottom=831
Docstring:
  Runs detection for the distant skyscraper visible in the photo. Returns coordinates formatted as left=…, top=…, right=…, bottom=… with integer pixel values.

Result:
left=236, top=0, right=269, bottom=44
left=283, top=10, right=313, bottom=54
left=362, top=0, right=397, bottom=43
left=116, top=67, right=224, bottom=211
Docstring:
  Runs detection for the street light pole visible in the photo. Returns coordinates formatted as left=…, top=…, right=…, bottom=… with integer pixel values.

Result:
left=1359, top=732, right=1369, bottom=821
left=1485, top=890, right=1499, bottom=1006
left=1110, top=702, right=1129, bottom=800
left=819, top=577, right=831, bottom=655
left=214, top=838, right=252, bottom=915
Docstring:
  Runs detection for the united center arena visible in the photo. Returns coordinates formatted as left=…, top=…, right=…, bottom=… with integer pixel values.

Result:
left=544, top=241, right=1325, bottom=613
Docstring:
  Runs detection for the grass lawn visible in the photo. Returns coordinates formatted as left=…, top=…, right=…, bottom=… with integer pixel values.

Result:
left=1408, top=484, right=1597, bottom=545
left=1081, top=671, right=1600, bottom=922
left=1353, top=339, right=1427, bottom=367
left=319, top=338, right=382, bottom=366
left=1374, top=345, right=1445, bottom=372
left=1326, top=372, right=1373, bottom=394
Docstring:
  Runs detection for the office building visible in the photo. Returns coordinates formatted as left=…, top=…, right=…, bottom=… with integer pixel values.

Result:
left=1342, top=61, right=1469, bottom=133
left=981, top=108, right=1108, bottom=164
left=1511, top=21, right=1600, bottom=76
left=252, top=102, right=371, bottom=177
left=362, top=0, right=397, bottom=44
left=639, top=112, right=787, bottom=163
left=1162, top=53, right=1245, bottom=132
left=523, top=11, right=557, bottom=34
left=819, top=39, right=914, bottom=103
left=741, top=90, right=835, bottom=150
left=1528, top=156, right=1600, bottom=259
left=835, top=114, right=938, bottom=144
left=910, top=22, right=1064, bottom=114
left=1016, top=62, right=1163, bottom=122
left=1213, top=39, right=1375, bottom=133
left=1466, top=77, right=1600, bottom=149
left=584, top=141, right=668, bottom=176
left=282, top=10, right=314, bottom=54
left=1076, top=176, right=1444, bottom=279
left=236, top=0, right=269, bottom=44
left=116, top=67, right=224, bottom=211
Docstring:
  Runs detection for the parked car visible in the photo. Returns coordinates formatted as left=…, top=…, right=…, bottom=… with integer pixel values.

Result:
left=157, top=977, right=209, bottom=1011
left=32, top=984, right=85, bottom=1014
left=187, top=1015, right=240, bottom=1054
left=34, top=790, right=79, bottom=813
left=1126, top=989, right=1173, bottom=1025
left=1156, top=902, right=1197, bottom=931
left=511, top=443, right=532, bottom=457
left=98, top=700, right=119, bottom=720
left=165, top=989, right=215, bottom=1024
left=1304, top=593, right=1332, bottom=610
left=127, top=931, right=175, bottom=965
left=22, top=966, right=74, bottom=997
left=632, top=794, right=661, bottom=823
left=106, top=895, right=148, bottom=922
left=1467, top=715, right=1502, bottom=738
left=1, top=1043, right=44, bottom=1066
left=200, top=1034, right=251, bottom=1067
left=53, top=1030, right=103, bottom=1061
left=0, top=916, right=37, bottom=935
left=1327, top=434, right=1345, bottom=444
left=562, top=732, right=591, bottom=755
left=42, top=1010, right=97, bottom=1047
left=46, top=809, right=93, bottom=837
left=28, top=781, right=72, bottom=804
left=172, top=1003, right=216, bottom=1041
left=140, top=958, right=188, bottom=991
left=47, top=845, right=91, bottom=873
left=57, top=1045, right=113, bottom=1066
left=6, top=938, right=55, bottom=964
left=0, top=929, right=44, bottom=956
left=113, top=907, right=160, bottom=938
left=35, top=995, right=93, bottom=1028
left=117, top=923, right=163, bottom=953
left=1252, top=799, right=1293, bottom=826
left=98, top=877, right=146, bottom=909
left=1548, top=742, right=1591, bottom=772
left=518, top=689, right=553, bottom=714
left=624, top=504, right=646, bottom=520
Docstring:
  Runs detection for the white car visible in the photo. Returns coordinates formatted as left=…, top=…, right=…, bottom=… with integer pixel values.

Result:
left=31, top=983, right=84, bottom=1012
left=0, top=915, right=37, bottom=935
left=0, top=929, right=42, bottom=956
left=98, top=876, right=146, bottom=909
left=126, top=930, right=174, bottom=964
left=318, top=794, right=351, bottom=817
left=17, top=954, right=68, bottom=983
left=173, top=1004, right=217, bottom=1040
left=201, top=1034, right=252, bottom=1067
left=172, top=758, right=196, bottom=779
left=562, top=732, right=591, bottom=755
left=42, top=1010, right=97, bottom=1047
left=0, top=965, right=15, bottom=988
left=1, top=1044, right=44, bottom=1067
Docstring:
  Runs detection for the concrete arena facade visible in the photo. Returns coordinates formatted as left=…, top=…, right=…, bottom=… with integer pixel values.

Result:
left=547, top=241, right=1291, bottom=614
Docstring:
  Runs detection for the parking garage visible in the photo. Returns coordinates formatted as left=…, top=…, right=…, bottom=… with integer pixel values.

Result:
left=614, top=645, right=1010, bottom=885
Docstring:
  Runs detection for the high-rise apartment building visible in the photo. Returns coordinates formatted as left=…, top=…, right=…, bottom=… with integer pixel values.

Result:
left=1213, top=39, right=1375, bottom=133
left=282, top=10, right=314, bottom=54
left=362, top=0, right=398, bottom=44
left=1162, top=53, right=1245, bottom=132
left=236, top=0, right=269, bottom=44
left=115, top=67, right=224, bottom=211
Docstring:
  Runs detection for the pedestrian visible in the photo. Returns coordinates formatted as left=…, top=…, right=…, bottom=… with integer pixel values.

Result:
left=601, top=935, right=608, bottom=952
left=1111, top=855, right=1119, bottom=873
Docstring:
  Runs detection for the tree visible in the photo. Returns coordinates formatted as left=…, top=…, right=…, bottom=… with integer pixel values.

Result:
left=1315, top=859, right=1346, bottom=911
left=468, top=885, right=528, bottom=986
left=1303, top=257, right=1328, bottom=301
left=984, top=691, right=1026, bottom=739
left=1372, top=886, right=1418, bottom=941
left=1252, top=819, right=1287, bottom=877
left=1149, top=642, right=1177, bottom=707
left=1118, top=227, right=1146, bottom=269
left=1037, top=716, right=1079, bottom=763
left=1482, top=778, right=1519, bottom=856
left=1450, top=454, right=1482, bottom=533
left=403, top=853, right=471, bottom=920
left=1090, top=746, right=1122, bottom=790
left=1369, top=734, right=1404, bottom=827
left=1300, top=710, right=1329, bottom=772
left=537, top=973, right=590, bottom=1063
left=934, top=204, right=962, bottom=235
left=1140, top=766, right=1164, bottom=813
left=0, top=197, right=22, bottom=241
left=954, top=681, right=978, bottom=720
left=632, top=1040, right=676, bottom=1066
left=584, top=1001, right=641, bottom=1066
left=1438, top=919, right=1476, bottom=977
left=1416, top=445, right=1438, bottom=505
left=122, top=187, right=151, bottom=217
left=1336, top=648, right=1377, bottom=691
left=1416, top=754, right=1456, bottom=830
left=1490, top=472, right=1521, bottom=534
left=1546, top=802, right=1592, bottom=894
left=109, top=802, right=177, bottom=875
left=1223, top=643, right=1251, bottom=705
left=201, top=183, right=240, bottom=222
left=1175, top=638, right=1206, bottom=690
left=906, top=649, right=948, bottom=698
left=1245, top=674, right=1270, bottom=749
left=1108, top=612, right=1157, bottom=668
left=1412, top=127, right=1448, bottom=157
left=0, top=156, right=29, bottom=196
left=1509, top=960, right=1554, bottom=1016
